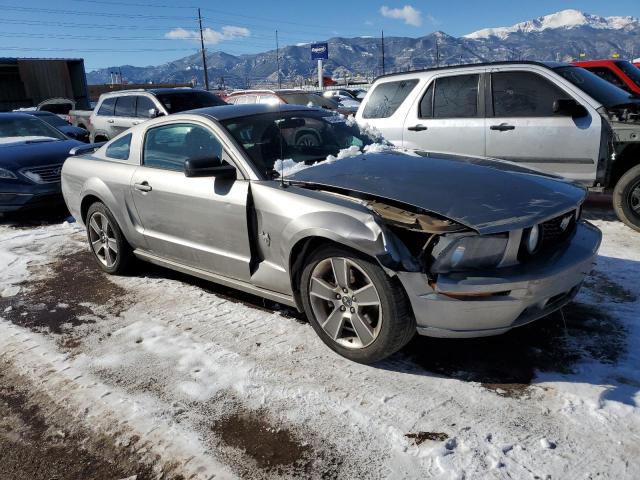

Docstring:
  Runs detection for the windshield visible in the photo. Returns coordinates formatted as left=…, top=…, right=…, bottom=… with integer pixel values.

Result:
left=154, top=90, right=226, bottom=114
left=222, top=111, right=376, bottom=178
left=280, top=93, right=338, bottom=109
left=36, top=113, right=68, bottom=127
left=616, top=61, right=640, bottom=87
left=554, top=66, right=635, bottom=107
left=0, top=116, right=67, bottom=145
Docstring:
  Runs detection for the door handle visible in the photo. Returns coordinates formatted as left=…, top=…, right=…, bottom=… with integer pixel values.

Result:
left=132, top=121, right=140, bottom=125
left=107, top=119, right=115, bottom=123
left=490, top=123, right=515, bottom=131
left=134, top=182, right=152, bottom=192
left=407, top=124, right=428, bottom=132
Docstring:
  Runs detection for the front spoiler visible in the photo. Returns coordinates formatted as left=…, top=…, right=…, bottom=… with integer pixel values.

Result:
left=397, top=221, right=602, bottom=338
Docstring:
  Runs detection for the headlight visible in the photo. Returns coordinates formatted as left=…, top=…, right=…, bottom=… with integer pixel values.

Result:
left=0, top=168, right=17, bottom=180
left=431, top=234, right=508, bottom=273
left=524, top=224, right=541, bottom=254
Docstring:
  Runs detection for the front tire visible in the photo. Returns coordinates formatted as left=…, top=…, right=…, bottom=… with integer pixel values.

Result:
left=613, top=164, right=640, bottom=232
left=86, top=202, right=133, bottom=274
left=300, top=246, right=415, bottom=364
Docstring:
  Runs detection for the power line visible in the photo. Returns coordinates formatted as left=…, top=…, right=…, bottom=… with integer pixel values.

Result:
left=67, top=0, right=341, bottom=31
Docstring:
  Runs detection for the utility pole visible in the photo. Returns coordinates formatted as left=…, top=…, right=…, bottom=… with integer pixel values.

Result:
left=198, top=8, right=209, bottom=90
left=276, top=30, right=281, bottom=89
left=381, top=30, right=385, bottom=75
left=435, top=38, right=440, bottom=67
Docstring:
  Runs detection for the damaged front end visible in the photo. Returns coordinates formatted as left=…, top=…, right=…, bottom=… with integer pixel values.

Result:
left=363, top=196, right=600, bottom=338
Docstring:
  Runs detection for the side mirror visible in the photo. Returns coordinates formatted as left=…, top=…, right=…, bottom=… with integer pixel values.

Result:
left=148, top=108, right=163, bottom=118
left=553, top=98, right=588, bottom=118
left=184, top=156, right=237, bottom=179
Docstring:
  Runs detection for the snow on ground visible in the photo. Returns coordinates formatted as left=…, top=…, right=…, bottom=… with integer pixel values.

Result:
left=0, top=212, right=639, bottom=478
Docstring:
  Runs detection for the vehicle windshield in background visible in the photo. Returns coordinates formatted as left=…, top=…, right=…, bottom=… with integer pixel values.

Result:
left=0, top=116, right=67, bottom=145
left=222, top=110, right=375, bottom=177
left=36, top=113, right=69, bottom=128
left=39, top=103, right=74, bottom=114
left=154, top=90, right=226, bottom=114
left=280, top=93, right=338, bottom=109
left=616, top=60, right=640, bottom=87
left=554, top=66, right=636, bottom=107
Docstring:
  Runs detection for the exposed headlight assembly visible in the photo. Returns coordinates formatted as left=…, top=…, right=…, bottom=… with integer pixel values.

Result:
left=524, top=224, right=541, bottom=254
left=0, top=168, right=17, bottom=180
left=431, top=234, right=509, bottom=273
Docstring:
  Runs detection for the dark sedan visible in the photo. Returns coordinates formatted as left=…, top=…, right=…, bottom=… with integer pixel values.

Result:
left=24, top=110, right=90, bottom=142
left=0, top=113, right=83, bottom=213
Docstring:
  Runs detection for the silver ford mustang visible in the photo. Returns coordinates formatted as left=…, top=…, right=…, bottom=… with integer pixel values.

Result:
left=61, top=104, right=602, bottom=364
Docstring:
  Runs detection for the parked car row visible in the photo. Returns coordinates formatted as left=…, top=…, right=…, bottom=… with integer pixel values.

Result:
left=223, top=89, right=359, bottom=115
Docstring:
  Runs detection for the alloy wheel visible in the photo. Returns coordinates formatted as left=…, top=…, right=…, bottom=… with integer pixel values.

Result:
left=88, top=212, right=118, bottom=268
left=308, top=257, right=382, bottom=349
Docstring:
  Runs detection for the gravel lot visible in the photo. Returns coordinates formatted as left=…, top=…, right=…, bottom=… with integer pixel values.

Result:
left=0, top=204, right=638, bottom=479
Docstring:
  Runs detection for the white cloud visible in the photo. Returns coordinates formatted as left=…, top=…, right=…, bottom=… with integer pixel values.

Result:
left=165, top=25, right=250, bottom=44
left=380, top=5, right=422, bottom=27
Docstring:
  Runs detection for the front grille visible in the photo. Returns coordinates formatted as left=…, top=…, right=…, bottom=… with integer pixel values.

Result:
left=539, top=210, right=577, bottom=249
left=20, top=164, right=63, bottom=184
left=518, top=209, right=578, bottom=261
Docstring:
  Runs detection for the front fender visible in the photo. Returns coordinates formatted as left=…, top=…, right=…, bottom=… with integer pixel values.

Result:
left=282, top=211, right=420, bottom=275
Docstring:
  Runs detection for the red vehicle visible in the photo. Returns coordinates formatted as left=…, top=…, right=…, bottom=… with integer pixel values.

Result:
left=572, top=60, right=640, bottom=95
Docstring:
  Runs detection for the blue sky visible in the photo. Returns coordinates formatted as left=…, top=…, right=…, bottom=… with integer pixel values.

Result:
left=1, top=0, right=638, bottom=71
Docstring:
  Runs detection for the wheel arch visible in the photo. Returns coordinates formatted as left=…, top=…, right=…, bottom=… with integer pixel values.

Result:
left=611, top=143, right=640, bottom=188
left=288, top=235, right=382, bottom=311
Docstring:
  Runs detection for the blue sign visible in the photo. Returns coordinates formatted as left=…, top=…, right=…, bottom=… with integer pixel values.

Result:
left=311, top=43, right=329, bottom=60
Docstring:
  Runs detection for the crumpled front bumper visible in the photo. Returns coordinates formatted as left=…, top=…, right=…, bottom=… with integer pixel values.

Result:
left=397, top=221, right=602, bottom=338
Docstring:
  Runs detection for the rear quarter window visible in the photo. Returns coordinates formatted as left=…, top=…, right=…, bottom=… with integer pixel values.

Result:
left=97, top=97, right=116, bottom=116
left=362, top=79, right=419, bottom=119
left=105, top=134, right=132, bottom=161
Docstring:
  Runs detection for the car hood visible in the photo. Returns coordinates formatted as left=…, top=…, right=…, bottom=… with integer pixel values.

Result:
left=60, top=125, right=88, bottom=136
left=0, top=139, right=83, bottom=170
left=288, top=151, right=586, bottom=235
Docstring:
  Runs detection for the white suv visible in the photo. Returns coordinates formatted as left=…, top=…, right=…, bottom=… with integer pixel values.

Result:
left=356, top=61, right=640, bottom=231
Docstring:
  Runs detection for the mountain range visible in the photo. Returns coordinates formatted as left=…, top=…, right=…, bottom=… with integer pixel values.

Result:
left=86, top=9, right=640, bottom=88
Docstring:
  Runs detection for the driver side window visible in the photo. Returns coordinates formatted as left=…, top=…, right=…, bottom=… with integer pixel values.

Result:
left=143, top=123, right=223, bottom=172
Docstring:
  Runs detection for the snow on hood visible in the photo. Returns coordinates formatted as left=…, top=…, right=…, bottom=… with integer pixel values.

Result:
left=0, top=136, right=58, bottom=146
left=273, top=143, right=401, bottom=177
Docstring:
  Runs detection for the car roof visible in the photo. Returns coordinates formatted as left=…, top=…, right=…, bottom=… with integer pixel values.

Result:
left=100, top=87, right=202, bottom=97
left=0, top=112, right=44, bottom=120
left=188, top=103, right=321, bottom=121
left=375, top=60, right=570, bottom=81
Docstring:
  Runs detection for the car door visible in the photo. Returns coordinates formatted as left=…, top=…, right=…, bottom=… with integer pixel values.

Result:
left=485, top=69, right=599, bottom=185
left=130, top=121, right=252, bottom=281
left=111, top=96, right=138, bottom=136
left=358, top=78, right=420, bottom=146
left=403, top=72, right=486, bottom=156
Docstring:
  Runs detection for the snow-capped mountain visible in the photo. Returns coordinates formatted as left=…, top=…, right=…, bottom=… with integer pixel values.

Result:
left=86, top=10, right=640, bottom=88
left=465, top=9, right=639, bottom=40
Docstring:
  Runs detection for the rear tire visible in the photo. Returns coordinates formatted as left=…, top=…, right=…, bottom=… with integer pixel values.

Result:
left=85, top=202, right=133, bottom=274
left=613, top=164, right=640, bottom=232
left=300, top=246, right=415, bottom=364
